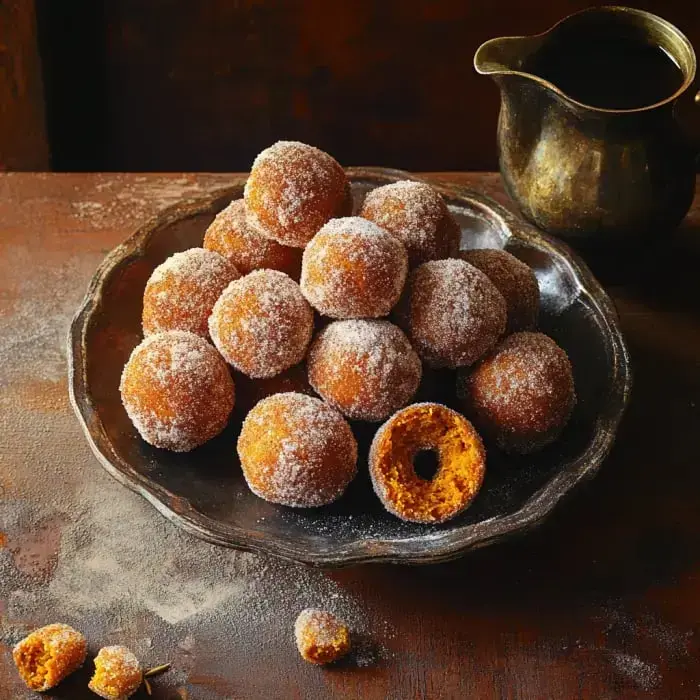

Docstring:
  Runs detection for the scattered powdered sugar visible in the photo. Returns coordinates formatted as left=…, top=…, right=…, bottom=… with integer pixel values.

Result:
left=237, top=392, right=358, bottom=507
left=608, top=652, right=662, bottom=691
left=404, top=258, right=507, bottom=368
left=459, top=248, right=539, bottom=332
left=143, top=248, right=240, bottom=337
left=458, top=331, right=575, bottom=453
left=360, top=180, right=460, bottom=266
left=244, top=141, right=347, bottom=246
left=119, top=331, right=234, bottom=452
left=300, top=216, right=408, bottom=318
left=209, top=270, right=313, bottom=379
left=203, top=199, right=302, bottom=278
left=307, top=319, right=422, bottom=421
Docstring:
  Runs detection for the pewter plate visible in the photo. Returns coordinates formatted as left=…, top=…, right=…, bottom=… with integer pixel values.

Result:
left=68, top=168, right=631, bottom=566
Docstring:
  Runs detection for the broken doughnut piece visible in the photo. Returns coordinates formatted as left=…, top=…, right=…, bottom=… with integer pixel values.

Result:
left=13, top=623, right=87, bottom=691
left=295, top=609, right=351, bottom=665
left=88, top=645, right=142, bottom=700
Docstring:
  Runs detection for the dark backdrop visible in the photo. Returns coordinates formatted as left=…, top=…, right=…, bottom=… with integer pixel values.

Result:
left=24, top=0, right=700, bottom=171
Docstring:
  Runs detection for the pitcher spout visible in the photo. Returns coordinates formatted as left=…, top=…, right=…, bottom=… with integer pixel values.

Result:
left=474, top=36, right=542, bottom=77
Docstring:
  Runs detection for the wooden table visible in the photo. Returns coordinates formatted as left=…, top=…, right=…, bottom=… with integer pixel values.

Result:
left=1, top=173, right=699, bottom=700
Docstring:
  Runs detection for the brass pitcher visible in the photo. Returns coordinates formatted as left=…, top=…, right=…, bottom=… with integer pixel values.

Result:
left=475, top=6, right=700, bottom=244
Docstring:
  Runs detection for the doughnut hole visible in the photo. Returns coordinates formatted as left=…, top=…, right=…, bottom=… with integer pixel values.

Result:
left=457, top=331, right=575, bottom=454
left=360, top=180, right=460, bottom=266
left=244, top=141, right=349, bottom=248
left=398, top=258, right=507, bottom=368
left=209, top=269, right=314, bottom=379
left=369, top=403, right=486, bottom=524
left=237, top=392, right=357, bottom=507
left=301, top=217, right=408, bottom=319
left=119, top=331, right=235, bottom=452
left=204, top=199, right=303, bottom=279
left=142, top=247, right=240, bottom=338
left=307, top=319, right=421, bottom=422
left=458, top=248, right=539, bottom=332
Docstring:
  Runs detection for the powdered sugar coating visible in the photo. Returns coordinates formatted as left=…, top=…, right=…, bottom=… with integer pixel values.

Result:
left=88, top=645, right=142, bottom=700
left=13, top=623, right=87, bottom=691
left=399, top=258, right=507, bottom=368
left=360, top=180, right=461, bottom=266
left=237, top=392, right=358, bottom=507
left=457, top=331, right=576, bottom=454
left=142, top=247, right=240, bottom=337
left=294, top=608, right=351, bottom=664
left=244, top=141, right=350, bottom=248
left=301, top=216, right=408, bottom=319
left=209, top=269, right=314, bottom=379
left=307, top=319, right=422, bottom=422
left=203, top=198, right=303, bottom=279
left=119, top=331, right=235, bottom=452
left=459, top=248, right=540, bottom=332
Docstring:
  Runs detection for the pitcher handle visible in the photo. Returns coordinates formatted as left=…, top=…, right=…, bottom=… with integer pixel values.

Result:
left=674, top=83, right=700, bottom=156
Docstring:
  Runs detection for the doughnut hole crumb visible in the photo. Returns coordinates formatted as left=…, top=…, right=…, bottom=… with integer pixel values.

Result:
left=209, top=269, right=314, bottom=379
left=120, top=331, right=235, bottom=452
left=360, top=180, right=460, bottom=266
left=301, top=217, right=408, bottom=319
left=88, top=646, right=142, bottom=700
left=203, top=199, right=303, bottom=279
left=307, top=319, right=422, bottom=422
left=295, top=609, right=351, bottom=665
left=399, top=258, right=507, bottom=368
left=458, top=332, right=575, bottom=454
left=142, top=247, right=240, bottom=338
left=459, top=248, right=539, bottom=332
left=13, top=623, right=87, bottom=691
left=369, top=403, right=486, bottom=524
left=237, top=392, right=357, bottom=507
left=244, top=141, right=350, bottom=248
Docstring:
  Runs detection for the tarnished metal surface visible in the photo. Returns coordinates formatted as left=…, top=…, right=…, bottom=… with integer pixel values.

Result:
left=476, top=7, right=699, bottom=242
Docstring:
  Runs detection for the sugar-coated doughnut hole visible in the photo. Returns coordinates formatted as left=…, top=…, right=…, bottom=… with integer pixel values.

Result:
left=307, top=319, right=422, bottom=422
left=360, top=180, right=460, bottom=266
left=295, top=609, right=351, bottom=665
left=203, top=199, right=303, bottom=279
left=300, top=217, right=408, bottom=319
left=459, top=248, right=539, bottom=332
left=244, top=141, right=351, bottom=248
left=120, top=331, right=235, bottom=452
left=142, top=247, right=240, bottom=338
left=457, top=332, right=576, bottom=454
left=13, top=623, right=87, bottom=691
left=237, top=392, right=358, bottom=507
left=369, top=403, right=486, bottom=524
left=209, top=269, right=314, bottom=379
left=398, top=258, right=507, bottom=368
left=88, top=646, right=142, bottom=700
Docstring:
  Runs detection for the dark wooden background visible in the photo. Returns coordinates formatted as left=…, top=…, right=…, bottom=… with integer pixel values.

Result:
left=2, top=0, right=699, bottom=172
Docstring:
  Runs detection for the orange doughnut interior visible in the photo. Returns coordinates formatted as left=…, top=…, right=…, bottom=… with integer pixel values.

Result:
left=14, top=640, right=55, bottom=689
left=372, top=404, right=485, bottom=523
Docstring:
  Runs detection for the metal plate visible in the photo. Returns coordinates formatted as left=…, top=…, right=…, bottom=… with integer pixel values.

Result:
left=68, top=168, right=631, bottom=566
